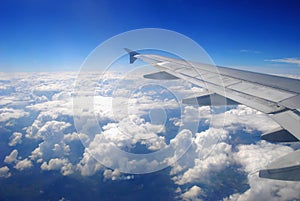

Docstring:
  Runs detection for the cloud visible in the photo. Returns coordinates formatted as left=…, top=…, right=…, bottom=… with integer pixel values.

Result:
left=233, top=141, right=294, bottom=174
left=76, top=151, right=103, bottom=176
left=28, top=120, right=73, bottom=163
left=14, top=158, right=33, bottom=171
left=8, top=132, right=22, bottom=146
left=0, top=107, right=29, bottom=123
left=172, top=128, right=233, bottom=185
left=63, top=132, right=90, bottom=145
left=41, top=158, right=74, bottom=176
left=170, top=104, right=299, bottom=200
left=265, top=58, right=300, bottom=66
left=223, top=141, right=300, bottom=201
left=181, top=185, right=204, bottom=201
left=240, top=49, right=262, bottom=54
left=27, top=120, right=71, bottom=143
left=1, top=71, right=300, bottom=200
left=103, top=169, right=121, bottom=180
left=4, top=149, right=19, bottom=164
left=0, top=166, right=11, bottom=178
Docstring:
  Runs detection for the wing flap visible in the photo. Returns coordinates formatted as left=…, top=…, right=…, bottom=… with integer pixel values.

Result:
left=227, top=81, right=296, bottom=103
left=143, top=71, right=179, bottom=80
left=261, top=127, right=299, bottom=142
left=279, top=95, right=300, bottom=110
left=259, top=150, right=300, bottom=181
left=271, top=110, right=300, bottom=141
left=182, top=93, right=238, bottom=106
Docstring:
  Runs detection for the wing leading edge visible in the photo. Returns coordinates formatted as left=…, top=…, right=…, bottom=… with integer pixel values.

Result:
left=125, top=48, right=300, bottom=181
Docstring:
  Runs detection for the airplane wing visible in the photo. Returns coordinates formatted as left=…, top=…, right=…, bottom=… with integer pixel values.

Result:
left=125, top=48, right=300, bottom=181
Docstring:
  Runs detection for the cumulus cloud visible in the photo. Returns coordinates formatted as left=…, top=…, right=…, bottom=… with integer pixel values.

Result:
left=8, top=132, right=22, bottom=146
left=103, top=169, right=121, bottom=180
left=0, top=107, right=29, bottom=123
left=14, top=158, right=33, bottom=171
left=0, top=166, right=11, bottom=178
left=265, top=58, right=300, bottom=66
left=101, top=115, right=167, bottom=150
left=170, top=103, right=299, bottom=200
left=76, top=151, right=103, bottom=176
left=222, top=141, right=300, bottom=201
left=4, top=149, right=19, bottom=164
left=1, top=71, right=299, bottom=200
left=181, top=185, right=204, bottom=201
left=233, top=141, right=294, bottom=174
left=29, top=120, right=73, bottom=163
left=171, top=128, right=232, bottom=185
left=41, top=158, right=74, bottom=176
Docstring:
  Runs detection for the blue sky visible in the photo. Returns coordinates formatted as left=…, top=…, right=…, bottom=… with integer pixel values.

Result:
left=0, top=0, right=300, bottom=73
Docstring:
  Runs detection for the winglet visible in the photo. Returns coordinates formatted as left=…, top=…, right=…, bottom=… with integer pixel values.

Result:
left=124, top=48, right=139, bottom=64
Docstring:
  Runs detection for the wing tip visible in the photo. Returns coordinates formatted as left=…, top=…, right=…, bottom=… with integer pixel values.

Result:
left=124, top=48, right=139, bottom=64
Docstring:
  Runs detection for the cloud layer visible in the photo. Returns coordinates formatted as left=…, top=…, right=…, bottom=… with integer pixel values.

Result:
left=266, top=58, right=300, bottom=66
left=0, top=71, right=299, bottom=200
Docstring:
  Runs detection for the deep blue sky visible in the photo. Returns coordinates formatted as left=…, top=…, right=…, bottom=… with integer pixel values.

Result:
left=0, top=0, right=300, bottom=73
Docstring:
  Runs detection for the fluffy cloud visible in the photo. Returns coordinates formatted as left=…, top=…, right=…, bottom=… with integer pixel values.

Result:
left=1, top=71, right=299, bottom=200
left=8, top=132, right=22, bottom=146
left=103, top=169, right=121, bottom=180
left=170, top=103, right=299, bottom=200
left=29, top=120, right=73, bottom=162
left=223, top=141, right=300, bottom=201
left=41, top=158, right=74, bottom=176
left=4, top=149, right=19, bottom=164
left=27, top=120, right=71, bottom=140
left=181, top=185, right=204, bottom=201
left=171, top=128, right=233, bottom=185
left=76, top=151, right=103, bottom=176
left=0, top=108, right=29, bottom=123
left=233, top=141, right=294, bottom=174
left=14, top=158, right=33, bottom=171
left=0, top=166, right=11, bottom=178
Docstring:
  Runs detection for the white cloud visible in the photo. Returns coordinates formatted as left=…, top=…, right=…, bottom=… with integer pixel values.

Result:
left=103, top=169, right=121, bottom=180
left=9, top=132, right=22, bottom=146
left=28, top=120, right=72, bottom=163
left=170, top=104, right=299, bottom=200
left=0, top=166, right=11, bottom=178
left=1, top=71, right=299, bottom=201
left=181, top=185, right=204, bottom=201
left=101, top=115, right=167, bottom=150
left=240, top=49, right=262, bottom=54
left=265, top=58, right=300, bottom=66
left=76, top=151, right=103, bottom=176
left=172, top=128, right=233, bottom=185
left=14, top=158, right=33, bottom=171
left=41, top=158, right=74, bottom=176
left=233, top=141, right=294, bottom=174
left=63, top=132, right=90, bottom=144
left=29, top=119, right=71, bottom=140
left=0, top=107, right=29, bottom=123
left=4, top=149, right=19, bottom=164
left=223, top=141, right=300, bottom=201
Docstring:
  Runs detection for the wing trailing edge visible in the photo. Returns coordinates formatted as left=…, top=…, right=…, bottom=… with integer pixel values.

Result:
left=182, top=92, right=238, bottom=106
left=259, top=150, right=300, bottom=181
left=261, top=127, right=299, bottom=142
left=143, top=71, right=179, bottom=80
